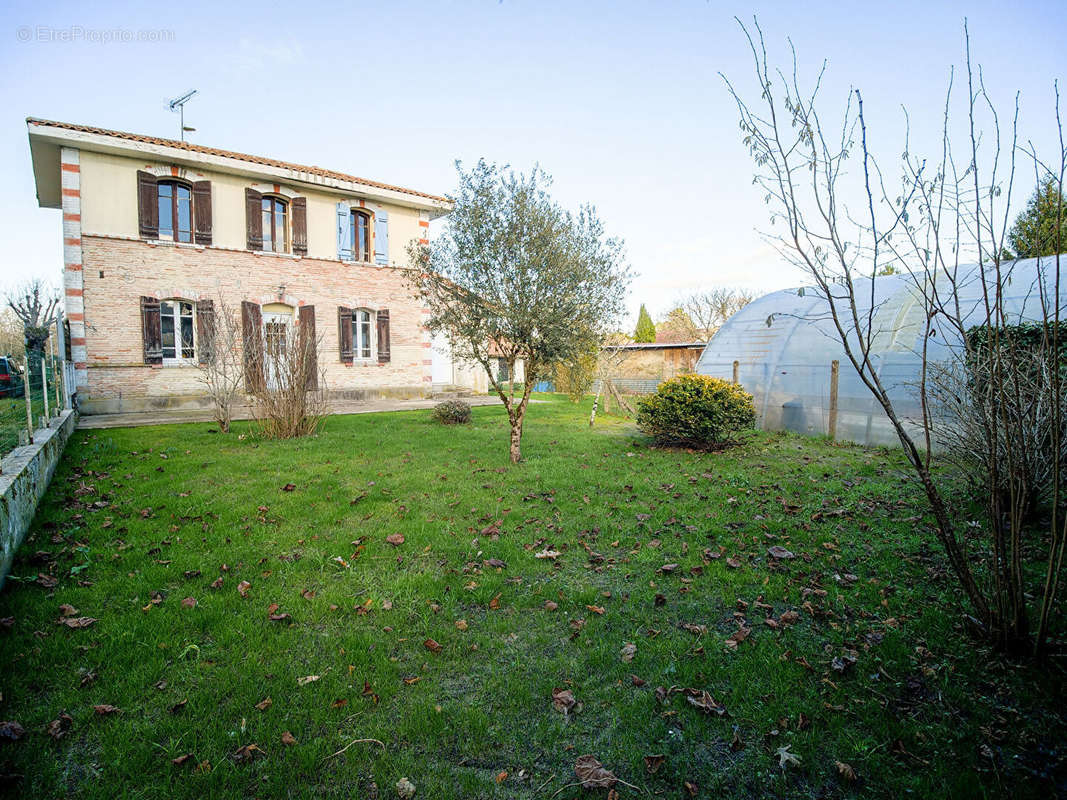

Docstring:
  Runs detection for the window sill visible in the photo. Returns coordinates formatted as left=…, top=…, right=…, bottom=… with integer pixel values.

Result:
left=144, top=238, right=205, bottom=251
left=252, top=249, right=302, bottom=260
left=161, top=360, right=198, bottom=368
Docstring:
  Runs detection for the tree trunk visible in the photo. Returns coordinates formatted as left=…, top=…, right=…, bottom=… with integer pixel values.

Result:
left=509, top=414, right=524, bottom=463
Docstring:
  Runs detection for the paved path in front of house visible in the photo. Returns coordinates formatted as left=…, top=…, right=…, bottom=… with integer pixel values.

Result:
left=76, top=395, right=513, bottom=430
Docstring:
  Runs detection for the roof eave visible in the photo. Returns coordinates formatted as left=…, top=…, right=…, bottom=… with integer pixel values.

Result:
left=27, top=121, right=452, bottom=217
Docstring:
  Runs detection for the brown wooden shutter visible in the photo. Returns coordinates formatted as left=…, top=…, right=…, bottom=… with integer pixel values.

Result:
left=137, top=171, right=158, bottom=239
left=245, top=188, right=263, bottom=251
left=376, top=309, right=391, bottom=363
left=241, top=300, right=264, bottom=391
left=291, top=196, right=308, bottom=255
left=338, top=307, right=354, bottom=363
left=196, top=298, right=215, bottom=365
left=298, top=305, right=318, bottom=389
left=140, top=296, right=162, bottom=365
left=192, top=181, right=212, bottom=245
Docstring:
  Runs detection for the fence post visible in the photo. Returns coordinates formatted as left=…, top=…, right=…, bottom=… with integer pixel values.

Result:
left=23, top=358, right=33, bottom=445
left=51, top=326, right=61, bottom=413
left=41, top=355, right=50, bottom=424
left=828, top=359, right=840, bottom=441
left=732, top=360, right=740, bottom=384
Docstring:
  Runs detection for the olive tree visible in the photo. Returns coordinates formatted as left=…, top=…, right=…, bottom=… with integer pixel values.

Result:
left=412, top=160, right=630, bottom=463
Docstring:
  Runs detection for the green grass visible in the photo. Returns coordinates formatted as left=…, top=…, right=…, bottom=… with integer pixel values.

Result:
left=0, top=396, right=1062, bottom=798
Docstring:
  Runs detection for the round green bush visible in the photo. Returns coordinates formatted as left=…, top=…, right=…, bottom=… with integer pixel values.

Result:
left=636, top=374, right=756, bottom=448
left=431, top=399, right=472, bottom=425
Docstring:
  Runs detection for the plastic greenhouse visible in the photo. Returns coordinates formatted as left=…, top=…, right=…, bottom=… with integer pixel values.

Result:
left=695, top=257, right=1066, bottom=447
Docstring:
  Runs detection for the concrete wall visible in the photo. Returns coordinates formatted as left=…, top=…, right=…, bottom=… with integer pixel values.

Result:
left=0, top=410, right=77, bottom=588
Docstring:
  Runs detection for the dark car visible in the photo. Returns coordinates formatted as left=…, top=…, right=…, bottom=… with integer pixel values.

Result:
left=0, top=356, right=24, bottom=398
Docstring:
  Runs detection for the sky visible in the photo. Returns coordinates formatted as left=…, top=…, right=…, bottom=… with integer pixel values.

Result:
left=1, top=0, right=1065, bottom=327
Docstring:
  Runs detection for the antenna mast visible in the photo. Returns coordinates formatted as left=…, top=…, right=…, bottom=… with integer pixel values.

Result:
left=167, top=89, right=198, bottom=141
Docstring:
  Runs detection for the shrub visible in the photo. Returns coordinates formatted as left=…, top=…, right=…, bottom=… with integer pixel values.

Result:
left=553, top=350, right=598, bottom=402
left=431, top=399, right=472, bottom=425
left=636, top=374, right=755, bottom=448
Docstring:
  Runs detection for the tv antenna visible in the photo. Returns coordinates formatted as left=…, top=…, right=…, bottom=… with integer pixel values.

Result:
left=167, top=89, right=198, bottom=141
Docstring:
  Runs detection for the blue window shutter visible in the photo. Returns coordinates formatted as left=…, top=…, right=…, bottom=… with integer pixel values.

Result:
left=374, top=208, right=389, bottom=265
left=337, top=201, right=353, bottom=261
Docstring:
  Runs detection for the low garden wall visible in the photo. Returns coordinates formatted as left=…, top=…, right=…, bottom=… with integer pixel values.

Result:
left=0, top=409, right=77, bottom=587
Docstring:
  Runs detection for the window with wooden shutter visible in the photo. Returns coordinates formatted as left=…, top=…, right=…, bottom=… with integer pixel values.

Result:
left=338, top=307, right=354, bottom=363
left=298, top=305, right=317, bottom=389
left=241, top=300, right=264, bottom=391
left=376, top=309, right=391, bottom=363
left=140, top=296, right=163, bottom=365
left=193, top=181, right=212, bottom=245
left=337, top=202, right=353, bottom=261
left=245, top=188, right=263, bottom=251
left=137, top=171, right=159, bottom=239
left=196, top=298, right=216, bottom=364
left=291, top=197, right=308, bottom=255
left=373, top=208, right=389, bottom=265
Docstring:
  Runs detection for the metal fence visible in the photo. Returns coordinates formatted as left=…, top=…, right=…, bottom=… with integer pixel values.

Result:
left=0, top=315, right=72, bottom=462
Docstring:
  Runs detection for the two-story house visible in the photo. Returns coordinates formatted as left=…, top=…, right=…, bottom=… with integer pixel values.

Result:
left=27, top=118, right=451, bottom=415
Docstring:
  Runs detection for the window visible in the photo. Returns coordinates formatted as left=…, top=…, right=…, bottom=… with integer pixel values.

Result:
left=160, top=300, right=195, bottom=361
left=496, top=358, right=510, bottom=382
left=157, top=180, right=193, bottom=243
left=352, top=211, right=371, bottom=262
left=262, top=196, right=289, bottom=253
left=353, top=309, right=373, bottom=359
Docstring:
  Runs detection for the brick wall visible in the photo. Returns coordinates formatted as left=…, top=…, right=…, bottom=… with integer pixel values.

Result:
left=79, top=234, right=432, bottom=413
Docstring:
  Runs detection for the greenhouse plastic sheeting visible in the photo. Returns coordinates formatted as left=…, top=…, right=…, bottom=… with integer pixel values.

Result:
left=696, top=257, right=1066, bottom=447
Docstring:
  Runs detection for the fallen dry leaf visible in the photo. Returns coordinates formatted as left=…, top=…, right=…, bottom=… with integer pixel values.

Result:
left=488, top=593, right=501, bottom=610
left=181, top=597, right=197, bottom=608
left=777, top=745, right=802, bottom=769
left=210, top=576, right=224, bottom=589
left=385, top=533, right=405, bottom=546
left=93, top=704, right=122, bottom=716
left=237, top=581, right=251, bottom=598
left=0, top=720, right=25, bottom=741
left=232, top=743, right=264, bottom=763
left=171, top=753, right=195, bottom=766
left=495, top=770, right=507, bottom=783
left=424, top=638, right=442, bottom=653
left=620, top=642, right=637, bottom=662
left=725, top=627, right=751, bottom=650
left=574, top=754, right=617, bottom=789
left=768, top=546, right=796, bottom=560
left=644, top=754, right=666, bottom=774
left=169, top=699, right=187, bottom=714
left=281, top=730, right=297, bottom=746
left=46, top=713, right=73, bottom=740
left=726, top=557, right=742, bottom=569
left=543, top=600, right=558, bottom=611
left=484, top=558, right=506, bottom=569
left=297, top=675, right=320, bottom=686
left=836, top=760, right=857, bottom=781
left=57, top=616, right=96, bottom=629
left=586, top=605, right=606, bottom=615
left=684, top=688, right=726, bottom=716
left=454, top=619, right=468, bottom=631
left=552, top=687, right=577, bottom=715
left=255, top=697, right=272, bottom=711
left=396, top=777, right=416, bottom=799
left=58, top=604, right=78, bottom=617
left=282, top=483, right=296, bottom=492
left=534, top=549, right=561, bottom=560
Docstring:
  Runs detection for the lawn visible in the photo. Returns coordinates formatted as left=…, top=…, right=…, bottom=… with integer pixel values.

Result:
left=0, top=396, right=1062, bottom=799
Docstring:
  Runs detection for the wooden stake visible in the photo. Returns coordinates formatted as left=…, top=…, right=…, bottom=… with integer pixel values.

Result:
left=41, top=355, right=49, bottom=423
left=732, top=360, right=740, bottom=384
left=828, top=359, right=840, bottom=441
left=23, top=358, right=33, bottom=444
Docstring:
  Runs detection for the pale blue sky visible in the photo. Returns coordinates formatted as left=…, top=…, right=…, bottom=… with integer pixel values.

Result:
left=1, top=0, right=1064, bottom=324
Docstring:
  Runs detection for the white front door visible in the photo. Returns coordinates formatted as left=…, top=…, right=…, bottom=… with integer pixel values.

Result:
left=262, top=310, right=292, bottom=391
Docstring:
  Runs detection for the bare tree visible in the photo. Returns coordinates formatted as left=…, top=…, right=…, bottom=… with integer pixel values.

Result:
left=725, top=19, right=1065, bottom=653
left=195, top=296, right=244, bottom=433
left=676, top=287, right=755, bottom=340
left=249, top=320, right=328, bottom=439
left=6, top=279, right=59, bottom=353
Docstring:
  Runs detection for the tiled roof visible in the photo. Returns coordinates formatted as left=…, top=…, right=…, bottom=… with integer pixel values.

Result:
left=27, top=117, right=450, bottom=204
